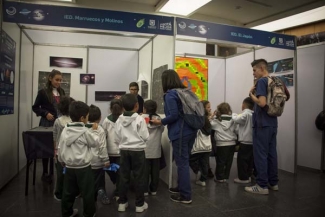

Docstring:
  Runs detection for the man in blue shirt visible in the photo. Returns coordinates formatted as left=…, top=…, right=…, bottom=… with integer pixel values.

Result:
left=245, top=59, right=279, bottom=195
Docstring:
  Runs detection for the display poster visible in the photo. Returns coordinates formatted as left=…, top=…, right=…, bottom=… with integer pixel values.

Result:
left=0, top=30, right=16, bottom=115
left=38, top=71, right=71, bottom=96
left=267, top=58, right=293, bottom=73
left=175, top=57, right=208, bottom=100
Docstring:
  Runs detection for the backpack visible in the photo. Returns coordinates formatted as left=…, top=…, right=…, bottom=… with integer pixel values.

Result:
left=265, top=76, right=288, bottom=117
left=315, top=110, right=325, bottom=131
left=174, top=88, right=205, bottom=129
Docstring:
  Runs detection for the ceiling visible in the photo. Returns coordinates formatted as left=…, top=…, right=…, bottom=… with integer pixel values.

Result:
left=10, top=0, right=325, bottom=28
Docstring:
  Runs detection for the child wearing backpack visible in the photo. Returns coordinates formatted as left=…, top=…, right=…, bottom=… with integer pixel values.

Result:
left=53, top=96, right=74, bottom=201
left=189, top=100, right=212, bottom=187
left=142, top=100, right=164, bottom=196
left=101, top=99, right=123, bottom=200
left=211, top=102, right=237, bottom=183
left=232, top=97, right=254, bottom=184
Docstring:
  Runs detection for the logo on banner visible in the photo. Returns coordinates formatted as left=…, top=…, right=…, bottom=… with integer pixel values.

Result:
left=6, top=7, right=16, bottom=16
left=286, top=40, right=295, bottom=47
left=188, top=24, right=197, bottom=30
left=136, top=19, right=145, bottom=28
left=33, top=10, right=45, bottom=21
left=278, top=38, right=284, bottom=45
left=160, top=22, right=172, bottom=31
left=178, top=22, right=186, bottom=29
left=198, top=25, right=207, bottom=35
left=270, top=37, right=276, bottom=44
left=148, top=19, right=157, bottom=29
left=19, top=9, right=32, bottom=15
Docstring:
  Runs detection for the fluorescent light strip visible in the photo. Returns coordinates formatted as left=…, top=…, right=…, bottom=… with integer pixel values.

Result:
left=159, top=0, right=212, bottom=16
left=252, top=5, right=325, bottom=32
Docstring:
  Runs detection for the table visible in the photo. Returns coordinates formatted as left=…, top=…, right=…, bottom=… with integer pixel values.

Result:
left=22, top=127, right=54, bottom=196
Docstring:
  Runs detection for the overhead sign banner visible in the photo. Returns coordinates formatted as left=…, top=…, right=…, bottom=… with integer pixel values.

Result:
left=176, top=18, right=296, bottom=50
left=3, top=1, right=174, bottom=36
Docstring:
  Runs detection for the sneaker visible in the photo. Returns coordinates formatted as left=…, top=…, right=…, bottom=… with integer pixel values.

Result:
left=268, top=184, right=279, bottom=191
left=170, top=195, right=192, bottom=204
left=195, top=180, right=206, bottom=187
left=144, top=192, right=149, bottom=196
left=245, top=185, right=269, bottom=195
left=118, top=202, right=128, bottom=212
left=69, top=209, right=78, bottom=217
left=208, top=168, right=214, bottom=178
left=53, top=194, right=62, bottom=202
left=135, top=202, right=148, bottom=213
left=169, top=187, right=179, bottom=194
left=150, top=192, right=157, bottom=196
left=234, top=178, right=251, bottom=184
left=214, top=178, right=226, bottom=183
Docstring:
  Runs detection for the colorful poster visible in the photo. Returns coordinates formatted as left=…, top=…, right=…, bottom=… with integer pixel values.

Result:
left=175, top=57, right=208, bottom=100
left=0, top=30, right=16, bottom=115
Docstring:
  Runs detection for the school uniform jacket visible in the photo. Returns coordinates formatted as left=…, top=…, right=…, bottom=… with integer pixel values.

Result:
left=210, top=115, right=237, bottom=146
left=232, top=109, right=253, bottom=145
left=102, top=116, right=120, bottom=156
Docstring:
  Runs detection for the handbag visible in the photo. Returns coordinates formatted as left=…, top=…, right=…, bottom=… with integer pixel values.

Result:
left=191, top=130, right=212, bottom=154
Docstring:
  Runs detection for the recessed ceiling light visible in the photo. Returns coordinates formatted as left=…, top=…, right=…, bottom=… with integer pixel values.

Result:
left=157, top=0, right=212, bottom=16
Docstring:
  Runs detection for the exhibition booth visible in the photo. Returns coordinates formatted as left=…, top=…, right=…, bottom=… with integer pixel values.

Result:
left=3, top=0, right=318, bottom=190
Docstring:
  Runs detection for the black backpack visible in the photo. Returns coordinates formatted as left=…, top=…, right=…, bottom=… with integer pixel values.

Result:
left=315, top=110, right=325, bottom=131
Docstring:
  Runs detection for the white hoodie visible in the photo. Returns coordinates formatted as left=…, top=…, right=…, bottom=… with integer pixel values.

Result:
left=88, top=123, right=110, bottom=169
left=141, top=114, right=165, bottom=159
left=58, top=122, right=99, bottom=169
left=232, top=109, right=253, bottom=145
left=102, top=117, right=120, bottom=156
left=53, top=115, right=71, bottom=149
left=115, top=113, right=149, bottom=150
left=210, top=115, right=237, bottom=146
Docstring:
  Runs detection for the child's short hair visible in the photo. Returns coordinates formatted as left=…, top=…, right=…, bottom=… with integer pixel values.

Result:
left=58, top=96, right=75, bottom=116
left=243, top=97, right=254, bottom=110
left=121, top=94, right=138, bottom=111
left=216, top=102, right=232, bottom=121
left=110, top=99, right=123, bottom=117
left=88, top=104, right=101, bottom=122
left=69, top=101, right=89, bottom=122
left=144, top=100, right=157, bottom=114
left=129, top=82, right=139, bottom=90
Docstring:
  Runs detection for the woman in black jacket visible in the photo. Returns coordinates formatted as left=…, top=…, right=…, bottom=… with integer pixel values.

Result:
left=32, top=69, right=65, bottom=183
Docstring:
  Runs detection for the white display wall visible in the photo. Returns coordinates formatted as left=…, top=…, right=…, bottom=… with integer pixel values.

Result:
left=297, top=44, right=325, bottom=170
left=0, top=23, right=21, bottom=189
left=18, top=33, right=34, bottom=170
left=255, top=47, right=296, bottom=173
left=225, top=52, right=254, bottom=114
left=32, top=45, right=87, bottom=127
left=87, top=48, right=138, bottom=122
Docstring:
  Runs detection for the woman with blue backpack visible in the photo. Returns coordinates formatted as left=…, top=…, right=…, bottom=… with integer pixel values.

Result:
left=151, top=69, right=199, bottom=204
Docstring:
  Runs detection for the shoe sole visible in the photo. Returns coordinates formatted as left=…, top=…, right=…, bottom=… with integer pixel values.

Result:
left=118, top=204, right=128, bottom=212
left=245, top=188, right=269, bottom=195
left=170, top=197, right=192, bottom=204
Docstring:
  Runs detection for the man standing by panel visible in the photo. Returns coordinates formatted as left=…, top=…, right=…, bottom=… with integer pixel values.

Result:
left=245, top=59, right=279, bottom=195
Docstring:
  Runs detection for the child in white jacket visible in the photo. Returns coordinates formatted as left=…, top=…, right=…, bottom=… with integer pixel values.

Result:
left=232, top=97, right=254, bottom=184
left=88, top=105, right=110, bottom=204
left=115, top=94, right=149, bottom=213
left=210, top=102, right=237, bottom=183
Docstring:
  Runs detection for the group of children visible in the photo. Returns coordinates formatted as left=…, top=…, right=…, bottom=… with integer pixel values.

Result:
left=189, top=97, right=255, bottom=187
left=53, top=94, right=164, bottom=217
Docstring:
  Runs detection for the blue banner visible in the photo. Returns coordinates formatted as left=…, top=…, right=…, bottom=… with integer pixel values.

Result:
left=3, top=1, right=174, bottom=36
left=177, top=18, right=296, bottom=50
left=0, top=31, right=16, bottom=115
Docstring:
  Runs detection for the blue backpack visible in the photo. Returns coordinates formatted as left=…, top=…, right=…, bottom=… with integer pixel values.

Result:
left=174, top=88, right=205, bottom=129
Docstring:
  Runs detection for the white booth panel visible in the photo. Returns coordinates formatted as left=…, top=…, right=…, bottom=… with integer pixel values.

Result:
left=87, top=48, right=138, bottom=121
left=0, top=23, right=21, bottom=189
left=255, top=47, right=296, bottom=173
left=18, top=33, right=34, bottom=170
left=175, top=40, right=207, bottom=55
left=26, top=29, right=149, bottom=49
left=225, top=52, right=254, bottom=114
left=297, top=44, right=325, bottom=170
left=33, top=45, right=87, bottom=127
